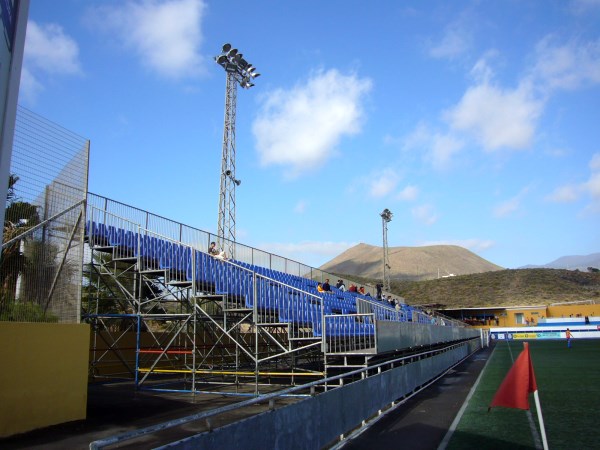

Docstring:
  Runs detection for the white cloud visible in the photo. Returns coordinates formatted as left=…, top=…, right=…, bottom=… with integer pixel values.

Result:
left=18, top=67, right=44, bottom=104
left=546, top=185, right=580, bottom=203
left=570, top=0, right=600, bottom=14
left=368, top=168, right=400, bottom=198
left=531, top=36, right=600, bottom=91
left=96, top=0, right=206, bottom=79
left=253, top=69, right=372, bottom=178
left=445, top=77, right=542, bottom=151
left=260, top=241, right=357, bottom=266
left=397, top=185, right=419, bottom=201
left=21, top=21, right=82, bottom=102
left=429, top=23, right=470, bottom=60
left=420, top=238, right=495, bottom=253
left=493, top=197, right=519, bottom=218
left=430, top=133, right=464, bottom=170
left=546, top=153, right=600, bottom=212
left=584, top=171, right=600, bottom=199
left=401, top=122, right=430, bottom=152
left=411, top=204, right=439, bottom=225
left=293, top=200, right=308, bottom=214
left=493, top=186, right=531, bottom=218
left=590, top=153, right=600, bottom=171
left=25, top=21, right=82, bottom=75
left=401, top=123, right=464, bottom=170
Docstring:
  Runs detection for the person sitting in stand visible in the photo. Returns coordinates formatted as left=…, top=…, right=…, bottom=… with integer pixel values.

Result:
left=208, top=241, right=219, bottom=256
left=348, top=284, right=358, bottom=293
left=317, top=283, right=325, bottom=293
left=322, top=278, right=332, bottom=292
left=336, top=279, right=346, bottom=291
left=358, top=286, right=365, bottom=295
left=208, top=241, right=227, bottom=260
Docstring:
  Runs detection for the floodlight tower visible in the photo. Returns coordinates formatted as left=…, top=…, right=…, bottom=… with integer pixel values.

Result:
left=380, top=208, right=393, bottom=292
left=214, top=43, right=260, bottom=257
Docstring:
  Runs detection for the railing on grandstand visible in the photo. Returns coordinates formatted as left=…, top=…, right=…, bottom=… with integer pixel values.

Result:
left=87, top=193, right=380, bottom=297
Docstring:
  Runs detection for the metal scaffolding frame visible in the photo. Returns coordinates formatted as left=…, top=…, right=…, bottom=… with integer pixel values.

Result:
left=84, top=209, right=328, bottom=395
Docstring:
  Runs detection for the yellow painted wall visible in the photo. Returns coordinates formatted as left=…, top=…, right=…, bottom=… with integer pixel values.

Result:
left=0, top=322, right=90, bottom=438
left=547, top=304, right=598, bottom=319
left=504, top=307, right=547, bottom=326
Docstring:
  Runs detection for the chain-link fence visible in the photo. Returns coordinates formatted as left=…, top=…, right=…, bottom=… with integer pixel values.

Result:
left=1, top=106, right=89, bottom=323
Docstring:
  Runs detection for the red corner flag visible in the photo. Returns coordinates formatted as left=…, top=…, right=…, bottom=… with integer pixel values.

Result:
left=489, top=342, right=538, bottom=410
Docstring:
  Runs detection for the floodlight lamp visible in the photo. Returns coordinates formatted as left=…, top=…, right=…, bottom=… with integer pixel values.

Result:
left=233, top=179, right=241, bottom=186
left=235, top=53, right=243, bottom=62
left=222, top=43, right=232, bottom=53
left=225, top=64, right=238, bottom=73
left=228, top=48, right=238, bottom=57
left=251, top=72, right=260, bottom=78
left=238, top=58, right=249, bottom=69
left=216, top=55, right=228, bottom=65
left=380, top=208, right=393, bottom=222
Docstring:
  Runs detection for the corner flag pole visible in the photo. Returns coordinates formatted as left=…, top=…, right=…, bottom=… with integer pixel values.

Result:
left=489, top=342, right=549, bottom=450
left=533, top=390, right=549, bottom=450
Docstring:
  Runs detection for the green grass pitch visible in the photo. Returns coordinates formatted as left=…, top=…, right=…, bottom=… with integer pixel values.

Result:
left=446, top=339, right=600, bottom=449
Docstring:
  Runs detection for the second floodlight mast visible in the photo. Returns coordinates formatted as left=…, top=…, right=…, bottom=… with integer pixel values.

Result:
left=380, top=208, right=393, bottom=292
left=214, top=43, right=260, bottom=258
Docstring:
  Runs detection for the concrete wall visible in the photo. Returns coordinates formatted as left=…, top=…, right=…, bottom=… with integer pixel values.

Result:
left=0, top=322, right=90, bottom=438
left=376, top=321, right=480, bottom=353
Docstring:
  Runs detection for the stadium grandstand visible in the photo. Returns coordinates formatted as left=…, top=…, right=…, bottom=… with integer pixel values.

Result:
left=84, top=192, right=480, bottom=394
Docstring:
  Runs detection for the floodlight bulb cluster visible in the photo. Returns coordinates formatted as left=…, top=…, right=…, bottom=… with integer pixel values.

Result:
left=215, top=43, right=260, bottom=89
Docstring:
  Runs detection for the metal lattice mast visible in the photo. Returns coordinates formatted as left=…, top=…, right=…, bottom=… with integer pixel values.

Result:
left=380, top=208, right=393, bottom=292
left=217, top=72, right=238, bottom=256
left=215, top=43, right=260, bottom=258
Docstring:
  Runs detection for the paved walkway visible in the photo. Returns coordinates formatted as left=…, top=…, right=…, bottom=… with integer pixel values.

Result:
left=340, top=344, right=493, bottom=450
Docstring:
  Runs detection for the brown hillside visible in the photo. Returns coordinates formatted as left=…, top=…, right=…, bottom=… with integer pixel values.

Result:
left=320, top=243, right=503, bottom=281
left=392, top=269, right=600, bottom=309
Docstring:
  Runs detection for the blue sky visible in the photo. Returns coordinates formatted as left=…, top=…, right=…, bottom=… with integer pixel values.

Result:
left=19, top=0, right=600, bottom=269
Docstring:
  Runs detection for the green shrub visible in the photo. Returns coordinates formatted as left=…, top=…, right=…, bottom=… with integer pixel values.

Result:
left=0, top=301, right=59, bottom=323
